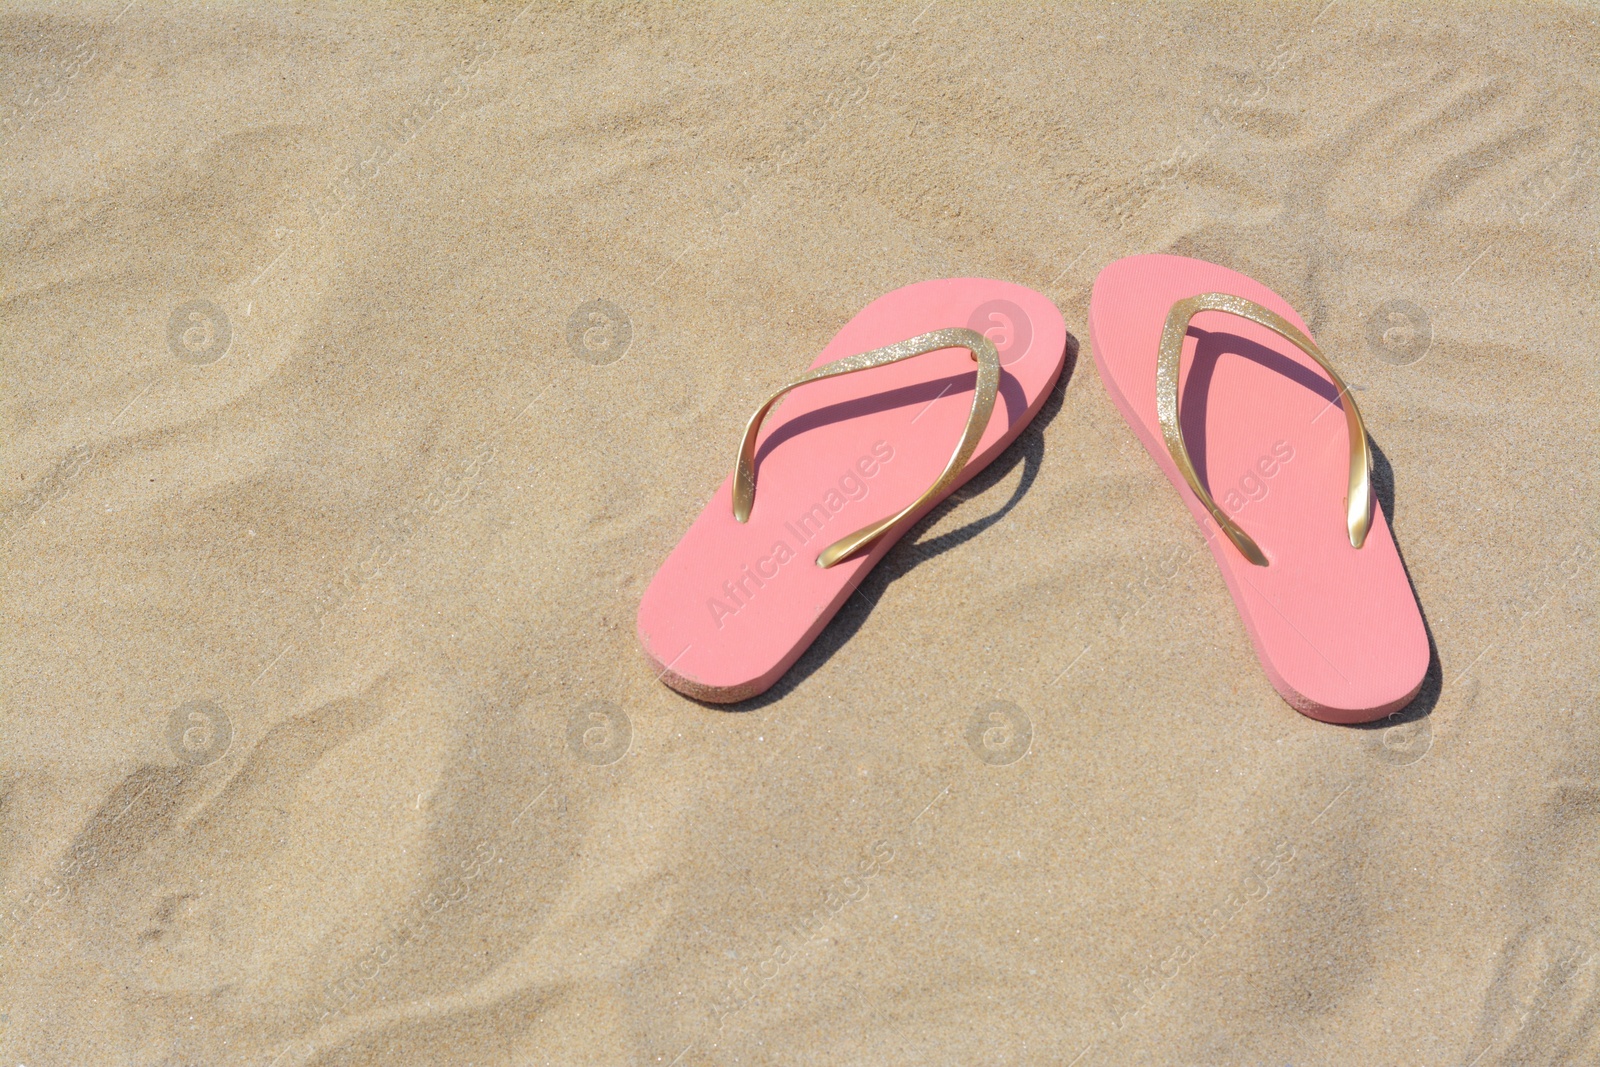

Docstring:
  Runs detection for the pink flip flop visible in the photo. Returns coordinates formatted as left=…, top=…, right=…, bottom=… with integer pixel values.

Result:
left=638, top=279, right=1068, bottom=703
left=1089, top=254, right=1427, bottom=723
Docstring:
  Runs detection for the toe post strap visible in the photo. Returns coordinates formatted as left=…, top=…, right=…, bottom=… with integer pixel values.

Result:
left=733, top=327, right=1000, bottom=567
left=1156, top=293, right=1372, bottom=567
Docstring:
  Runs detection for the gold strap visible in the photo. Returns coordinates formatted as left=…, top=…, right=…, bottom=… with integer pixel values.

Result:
left=1156, top=293, right=1371, bottom=567
left=733, top=327, right=1000, bottom=568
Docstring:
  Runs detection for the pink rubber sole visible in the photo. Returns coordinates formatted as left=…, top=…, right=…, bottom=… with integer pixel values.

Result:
left=1088, top=254, right=1428, bottom=723
left=638, top=278, right=1068, bottom=702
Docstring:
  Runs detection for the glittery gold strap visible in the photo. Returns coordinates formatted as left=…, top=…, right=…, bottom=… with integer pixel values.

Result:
left=733, top=327, right=1000, bottom=568
left=1156, top=293, right=1371, bottom=567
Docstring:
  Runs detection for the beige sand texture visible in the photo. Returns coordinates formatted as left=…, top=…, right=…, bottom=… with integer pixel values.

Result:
left=2, top=0, right=1598, bottom=1063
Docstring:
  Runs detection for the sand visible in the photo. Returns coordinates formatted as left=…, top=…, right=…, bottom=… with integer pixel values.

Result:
left=2, top=1, right=1597, bottom=1063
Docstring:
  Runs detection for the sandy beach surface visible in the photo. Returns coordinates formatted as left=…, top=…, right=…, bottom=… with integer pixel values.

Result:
left=2, top=2, right=1597, bottom=1064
